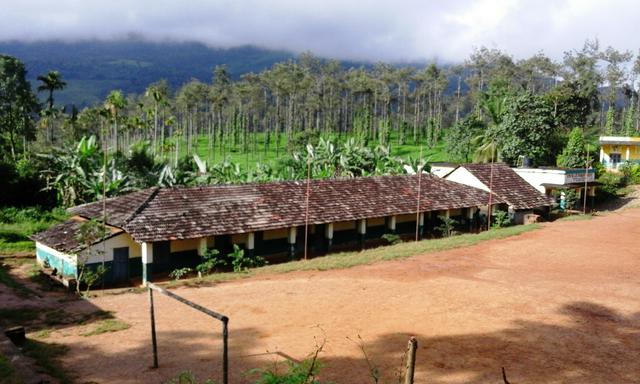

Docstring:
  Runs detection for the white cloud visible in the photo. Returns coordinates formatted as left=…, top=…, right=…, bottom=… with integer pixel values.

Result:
left=0, top=0, right=638, bottom=62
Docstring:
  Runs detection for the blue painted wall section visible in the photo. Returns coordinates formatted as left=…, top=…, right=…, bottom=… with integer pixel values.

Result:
left=36, top=246, right=77, bottom=278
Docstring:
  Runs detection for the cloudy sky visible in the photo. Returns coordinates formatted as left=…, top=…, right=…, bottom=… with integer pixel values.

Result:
left=1, top=0, right=638, bottom=62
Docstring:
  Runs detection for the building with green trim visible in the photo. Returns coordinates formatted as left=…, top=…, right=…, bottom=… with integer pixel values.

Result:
left=32, top=174, right=505, bottom=287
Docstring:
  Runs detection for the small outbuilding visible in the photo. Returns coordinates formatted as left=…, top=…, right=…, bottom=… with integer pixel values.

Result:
left=599, top=136, right=640, bottom=170
left=443, top=163, right=554, bottom=224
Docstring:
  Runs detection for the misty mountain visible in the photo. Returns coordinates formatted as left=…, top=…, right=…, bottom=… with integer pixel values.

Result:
left=0, top=40, right=296, bottom=106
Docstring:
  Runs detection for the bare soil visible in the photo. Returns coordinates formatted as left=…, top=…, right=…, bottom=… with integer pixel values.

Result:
left=4, top=207, right=640, bottom=383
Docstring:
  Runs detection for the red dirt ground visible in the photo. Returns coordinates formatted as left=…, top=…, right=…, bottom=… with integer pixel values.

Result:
left=14, top=208, right=640, bottom=383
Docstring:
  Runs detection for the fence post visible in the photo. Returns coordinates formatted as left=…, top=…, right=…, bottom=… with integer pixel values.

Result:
left=404, top=336, right=417, bottom=384
left=148, top=287, right=159, bottom=368
left=222, top=317, right=229, bottom=384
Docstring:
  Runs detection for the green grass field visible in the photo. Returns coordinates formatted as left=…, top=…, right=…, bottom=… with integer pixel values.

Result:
left=166, top=131, right=450, bottom=170
left=0, top=208, right=67, bottom=255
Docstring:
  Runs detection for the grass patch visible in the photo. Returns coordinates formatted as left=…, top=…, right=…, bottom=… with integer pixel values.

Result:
left=77, top=310, right=115, bottom=325
left=22, top=339, right=70, bottom=383
left=261, top=224, right=541, bottom=274
left=171, top=224, right=540, bottom=287
left=43, top=309, right=69, bottom=327
left=0, top=308, right=40, bottom=327
left=0, top=352, right=23, bottom=384
left=0, top=262, right=37, bottom=298
left=556, top=214, right=595, bottom=222
left=0, top=207, right=67, bottom=255
left=81, top=319, right=130, bottom=337
left=32, top=329, right=52, bottom=339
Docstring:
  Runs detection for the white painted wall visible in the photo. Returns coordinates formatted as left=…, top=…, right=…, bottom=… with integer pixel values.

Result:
left=513, top=168, right=565, bottom=193
left=430, top=165, right=456, bottom=178
left=81, top=232, right=142, bottom=264
left=444, top=167, right=489, bottom=192
left=513, top=168, right=595, bottom=193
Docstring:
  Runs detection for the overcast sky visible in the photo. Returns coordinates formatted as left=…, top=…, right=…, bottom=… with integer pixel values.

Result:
left=1, top=0, right=638, bottom=62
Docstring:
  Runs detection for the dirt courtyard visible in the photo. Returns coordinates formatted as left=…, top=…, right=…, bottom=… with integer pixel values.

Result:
left=36, top=208, right=640, bottom=383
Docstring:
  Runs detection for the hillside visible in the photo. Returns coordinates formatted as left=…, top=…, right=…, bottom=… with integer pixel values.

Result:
left=0, top=40, right=295, bottom=106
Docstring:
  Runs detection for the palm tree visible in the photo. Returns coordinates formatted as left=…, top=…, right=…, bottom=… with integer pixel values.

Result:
left=473, top=92, right=507, bottom=163
left=104, top=90, right=127, bottom=153
left=37, top=71, right=66, bottom=111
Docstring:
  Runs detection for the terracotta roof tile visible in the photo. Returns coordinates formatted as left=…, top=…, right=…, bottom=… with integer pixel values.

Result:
left=461, top=163, right=554, bottom=210
left=123, top=174, right=501, bottom=242
left=35, top=175, right=503, bottom=245
left=68, top=188, right=158, bottom=227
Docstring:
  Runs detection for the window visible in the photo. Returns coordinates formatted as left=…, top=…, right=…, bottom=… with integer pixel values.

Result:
left=610, top=153, right=621, bottom=164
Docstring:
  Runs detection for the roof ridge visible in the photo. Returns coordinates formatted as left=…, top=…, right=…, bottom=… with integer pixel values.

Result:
left=121, top=187, right=160, bottom=228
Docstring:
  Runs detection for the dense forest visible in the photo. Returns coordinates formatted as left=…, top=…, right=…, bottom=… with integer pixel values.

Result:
left=1, top=39, right=640, bottom=209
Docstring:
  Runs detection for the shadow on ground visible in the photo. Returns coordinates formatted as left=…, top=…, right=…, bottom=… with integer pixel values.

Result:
left=313, top=301, right=640, bottom=383
left=59, top=301, right=640, bottom=383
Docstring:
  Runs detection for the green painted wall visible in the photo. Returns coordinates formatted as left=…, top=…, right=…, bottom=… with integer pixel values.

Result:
left=36, top=246, right=77, bottom=278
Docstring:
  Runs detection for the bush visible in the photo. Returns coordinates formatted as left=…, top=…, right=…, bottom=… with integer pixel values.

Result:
left=381, top=233, right=402, bottom=245
left=620, top=162, right=640, bottom=185
left=169, top=268, right=193, bottom=281
left=165, top=371, right=215, bottom=384
left=229, top=244, right=266, bottom=272
left=491, top=210, right=512, bottom=228
left=196, top=248, right=226, bottom=276
left=436, top=216, right=458, bottom=237
left=598, top=172, right=625, bottom=196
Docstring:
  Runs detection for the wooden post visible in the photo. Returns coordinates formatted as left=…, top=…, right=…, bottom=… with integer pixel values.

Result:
left=147, top=282, right=229, bottom=384
left=222, top=317, right=229, bottom=384
left=404, top=336, right=417, bottom=384
left=148, top=287, right=158, bottom=368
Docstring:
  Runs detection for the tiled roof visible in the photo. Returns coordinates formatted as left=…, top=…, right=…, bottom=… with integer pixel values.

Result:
left=460, top=163, right=553, bottom=210
left=34, top=175, right=503, bottom=246
left=124, top=174, right=502, bottom=242
left=68, top=188, right=158, bottom=227
left=30, top=219, right=123, bottom=253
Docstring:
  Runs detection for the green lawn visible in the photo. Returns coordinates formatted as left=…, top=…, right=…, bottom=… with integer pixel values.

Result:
left=162, top=131, right=450, bottom=170
left=0, top=208, right=67, bottom=255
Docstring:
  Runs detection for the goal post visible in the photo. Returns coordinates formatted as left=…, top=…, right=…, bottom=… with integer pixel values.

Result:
left=146, top=282, right=229, bottom=384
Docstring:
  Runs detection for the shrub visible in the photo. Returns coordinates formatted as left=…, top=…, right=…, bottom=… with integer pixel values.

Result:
left=251, top=358, right=324, bottom=384
left=381, top=233, right=402, bottom=245
left=491, top=210, right=512, bottom=228
left=169, top=268, right=193, bottom=281
left=436, top=216, right=458, bottom=237
left=82, top=265, right=108, bottom=294
left=598, top=172, right=625, bottom=196
left=620, top=162, right=640, bottom=185
left=165, top=371, right=215, bottom=384
left=229, top=244, right=265, bottom=272
left=196, top=248, right=226, bottom=276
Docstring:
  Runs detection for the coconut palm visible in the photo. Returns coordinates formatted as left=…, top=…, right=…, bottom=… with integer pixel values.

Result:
left=37, top=70, right=66, bottom=111
left=104, top=90, right=127, bottom=153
